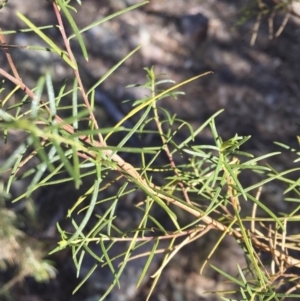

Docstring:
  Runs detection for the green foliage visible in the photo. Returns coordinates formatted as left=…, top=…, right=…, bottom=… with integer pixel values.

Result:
left=0, top=1, right=300, bottom=300
left=0, top=184, right=56, bottom=296
left=239, top=0, right=299, bottom=45
left=0, top=0, right=8, bottom=10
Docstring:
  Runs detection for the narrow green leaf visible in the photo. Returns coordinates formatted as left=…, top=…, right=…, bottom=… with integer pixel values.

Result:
left=243, top=152, right=280, bottom=165
left=56, top=0, right=88, bottom=60
left=107, top=72, right=213, bottom=138
left=235, top=211, right=266, bottom=287
left=68, top=177, right=101, bottom=243
left=99, top=236, right=137, bottom=301
left=6, top=146, right=24, bottom=194
left=31, top=76, right=45, bottom=119
left=56, top=83, right=66, bottom=107
left=146, top=239, right=175, bottom=301
left=46, top=72, right=56, bottom=118
left=1, top=25, right=55, bottom=35
left=52, top=140, right=75, bottom=177
left=87, top=45, right=141, bottom=96
left=28, top=146, right=57, bottom=193
left=12, top=162, right=66, bottom=203
left=174, top=110, right=224, bottom=153
left=245, top=192, right=284, bottom=229
left=0, top=138, right=29, bottom=175
left=72, top=264, right=98, bottom=294
left=32, top=135, right=56, bottom=173
left=114, top=102, right=152, bottom=151
left=137, top=239, right=160, bottom=288
left=76, top=250, right=85, bottom=278
left=210, top=264, right=244, bottom=286
left=207, top=173, right=226, bottom=210
left=16, top=12, right=76, bottom=69
left=83, top=244, right=105, bottom=263
left=136, top=208, right=168, bottom=235
left=100, top=239, right=119, bottom=287
left=69, top=1, right=149, bottom=40
left=107, top=183, right=128, bottom=236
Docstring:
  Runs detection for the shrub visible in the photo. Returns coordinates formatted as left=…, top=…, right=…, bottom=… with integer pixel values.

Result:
left=1, top=1, right=300, bottom=300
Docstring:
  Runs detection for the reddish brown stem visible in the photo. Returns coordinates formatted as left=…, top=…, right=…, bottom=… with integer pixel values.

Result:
left=51, top=0, right=104, bottom=144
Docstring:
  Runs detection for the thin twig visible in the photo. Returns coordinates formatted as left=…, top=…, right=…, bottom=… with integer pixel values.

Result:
left=51, top=0, right=104, bottom=144
left=151, top=73, right=192, bottom=204
left=0, top=29, right=21, bottom=81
